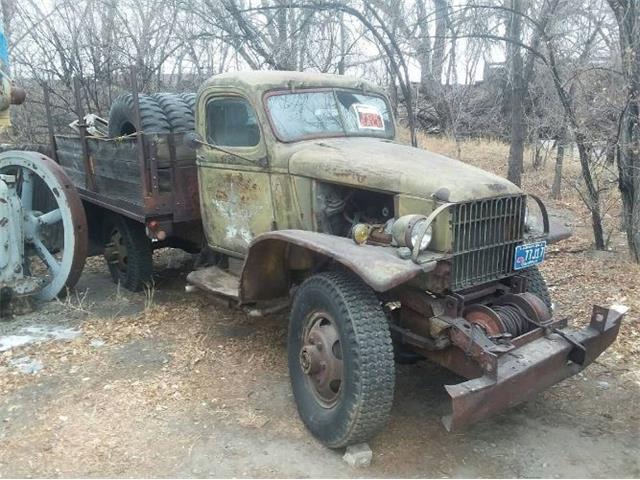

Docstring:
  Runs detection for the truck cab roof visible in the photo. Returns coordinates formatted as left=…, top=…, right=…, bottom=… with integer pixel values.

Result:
left=200, top=70, right=386, bottom=96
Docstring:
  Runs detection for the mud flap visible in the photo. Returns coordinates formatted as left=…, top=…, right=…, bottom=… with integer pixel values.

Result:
left=442, top=304, right=628, bottom=431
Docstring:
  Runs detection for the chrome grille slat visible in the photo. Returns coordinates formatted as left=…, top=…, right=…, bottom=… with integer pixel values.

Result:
left=451, top=195, right=526, bottom=291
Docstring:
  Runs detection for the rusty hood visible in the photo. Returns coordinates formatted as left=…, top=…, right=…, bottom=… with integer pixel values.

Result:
left=287, top=138, right=521, bottom=202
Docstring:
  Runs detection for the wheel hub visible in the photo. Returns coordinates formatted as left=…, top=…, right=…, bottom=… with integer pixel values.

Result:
left=300, top=312, right=343, bottom=407
left=105, top=229, right=128, bottom=272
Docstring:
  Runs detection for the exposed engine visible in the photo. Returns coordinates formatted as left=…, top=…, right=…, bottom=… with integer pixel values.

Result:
left=315, top=183, right=394, bottom=237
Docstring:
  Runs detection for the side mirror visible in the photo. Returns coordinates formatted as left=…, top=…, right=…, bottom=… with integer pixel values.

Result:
left=184, top=131, right=203, bottom=150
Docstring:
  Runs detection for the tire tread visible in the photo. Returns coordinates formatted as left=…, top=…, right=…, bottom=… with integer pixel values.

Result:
left=153, top=92, right=195, bottom=133
left=108, top=93, right=171, bottom=137
left=103, top=215, right=153, bottom=292
left=293, top=271, right=395, bottom=448
left=521, top=266, right=552, bottom=308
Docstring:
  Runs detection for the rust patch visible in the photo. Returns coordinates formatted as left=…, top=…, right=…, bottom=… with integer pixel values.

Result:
left=486, top=183, right=508, bottom=192
left=215, top=190, right=228, bottom=201
left=239, top=230, right=430, bottom=302
left=440, top=304, right=627, bottom=431
left=330, top=167, right=367, bottom=184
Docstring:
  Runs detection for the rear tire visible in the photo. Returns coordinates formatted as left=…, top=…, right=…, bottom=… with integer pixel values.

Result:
left=103, top=215, right=153, bottom=292
left=108, top=93, right=171, bottom=137
left=520, top=266, right=552, bottom=309
left=288, top=271, right=395, bottom=448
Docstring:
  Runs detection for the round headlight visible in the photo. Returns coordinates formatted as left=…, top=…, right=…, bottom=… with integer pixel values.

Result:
left=524, top=205, right=541, bottom=233
left=410, top=219, right=433, bottom=252
left=391, top=215, right=434, bottom=252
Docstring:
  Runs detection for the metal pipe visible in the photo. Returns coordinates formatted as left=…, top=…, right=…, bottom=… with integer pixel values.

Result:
left=129, top=65, right=151, bottom=198
left=42, top=85, right=58, bottom=164
left=72, top=77, right=96, bottom=191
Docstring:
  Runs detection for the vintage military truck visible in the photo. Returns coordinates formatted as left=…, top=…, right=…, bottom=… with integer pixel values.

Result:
left=184, top=72, right=626, bottom=447
left=0, top=70, right=627, bottom=449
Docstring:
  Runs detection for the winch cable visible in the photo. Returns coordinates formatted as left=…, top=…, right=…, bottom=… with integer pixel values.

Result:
left=492, top=303, right=531, bottom=338
left=504, top=302, right=587, bottom=355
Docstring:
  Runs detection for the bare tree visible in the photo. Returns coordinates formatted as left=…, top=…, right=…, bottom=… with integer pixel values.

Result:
left=607, top=0, right=640, bottom=261
left=505, top=0, right=526, bottom=185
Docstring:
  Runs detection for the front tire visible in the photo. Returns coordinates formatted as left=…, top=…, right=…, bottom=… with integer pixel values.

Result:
left=288, top=271, right=395, bottom=448
left=521, top=266, right=552, bottom=309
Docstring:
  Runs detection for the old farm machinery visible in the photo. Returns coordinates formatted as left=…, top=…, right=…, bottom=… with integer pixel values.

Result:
left=0, top=31, right=86, bottom=312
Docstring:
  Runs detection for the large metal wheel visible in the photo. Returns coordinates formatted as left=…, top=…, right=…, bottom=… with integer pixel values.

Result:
left=0, top=151, right=88, bottom=301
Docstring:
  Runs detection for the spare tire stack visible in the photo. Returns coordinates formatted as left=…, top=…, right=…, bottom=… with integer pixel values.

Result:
left=179, top=93, right=196, bottom=115
left=108, top=92, right=197, bottom=138
left=152, top=93, right=195, bottom=133
left=108, top=93, right=170, bottom=138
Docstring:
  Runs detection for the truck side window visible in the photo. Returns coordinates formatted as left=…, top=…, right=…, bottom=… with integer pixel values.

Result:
left=206, top=97, right=260, bottom=147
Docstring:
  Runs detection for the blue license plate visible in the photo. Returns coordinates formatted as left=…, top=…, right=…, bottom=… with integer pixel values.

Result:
left=513, top=241, right=546, bottom=270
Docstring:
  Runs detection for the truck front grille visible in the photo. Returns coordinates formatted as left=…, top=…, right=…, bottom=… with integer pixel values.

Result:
left=451, top=195, right=526, bottom=291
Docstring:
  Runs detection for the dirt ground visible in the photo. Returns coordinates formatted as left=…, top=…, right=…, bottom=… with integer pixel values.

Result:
left=1, top=138, right=639, bottom=478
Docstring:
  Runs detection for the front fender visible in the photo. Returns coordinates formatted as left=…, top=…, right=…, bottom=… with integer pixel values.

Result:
left=239, top=230, right=429, bottom=303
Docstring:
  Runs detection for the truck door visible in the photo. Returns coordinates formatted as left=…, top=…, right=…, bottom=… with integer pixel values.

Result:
left=197, top=93, right=274, bottom=256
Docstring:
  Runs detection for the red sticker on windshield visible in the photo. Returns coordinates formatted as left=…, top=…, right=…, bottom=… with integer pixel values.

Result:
left=352, top=104, right=385, bottom=130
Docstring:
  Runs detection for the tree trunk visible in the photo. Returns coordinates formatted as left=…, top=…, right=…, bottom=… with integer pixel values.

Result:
left=432, top=0, right=447, bottom=88
left=576, top=139, right=606, bottom=249
left=543, top=1, right=606, bottom=250
left=607, top=0, right=640, bottom=261
left=338, top=11, right=346, bottom=75
left=415, top=0, right=432, bottom=89
left=507, top=0, right=525, bottom=186
left=551, top=131, right=565, bottom=199
left=430, top=0, right=450, bottom=129
left=532, top=128, right=543, bottom=170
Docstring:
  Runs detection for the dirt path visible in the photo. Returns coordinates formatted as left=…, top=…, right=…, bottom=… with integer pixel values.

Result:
left=1, top=251, right=639, bottom=478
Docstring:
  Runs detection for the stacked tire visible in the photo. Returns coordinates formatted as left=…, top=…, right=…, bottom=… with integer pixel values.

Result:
left=152, top=93, right=195, bottom=133
left=107, top=93, right=170, bottom=137
left=108, top=92, right=197, bottom=137
left=179, top=93, right=196, bottom=115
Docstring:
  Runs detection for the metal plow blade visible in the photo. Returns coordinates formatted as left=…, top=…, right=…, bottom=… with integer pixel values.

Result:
left=442, top=304, right=628, bottom=432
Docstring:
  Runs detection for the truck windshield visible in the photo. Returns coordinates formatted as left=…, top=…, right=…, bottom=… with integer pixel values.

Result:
left=265, top=89, right=394, bottom=142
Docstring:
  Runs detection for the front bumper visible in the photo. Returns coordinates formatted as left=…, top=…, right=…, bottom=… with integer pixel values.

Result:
left=442, top=304, right=627, bottom=431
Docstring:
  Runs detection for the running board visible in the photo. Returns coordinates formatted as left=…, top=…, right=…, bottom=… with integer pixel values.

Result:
left=186, top=266, right=290, bottom=316
left=186, top=266, right=240, bottom=301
